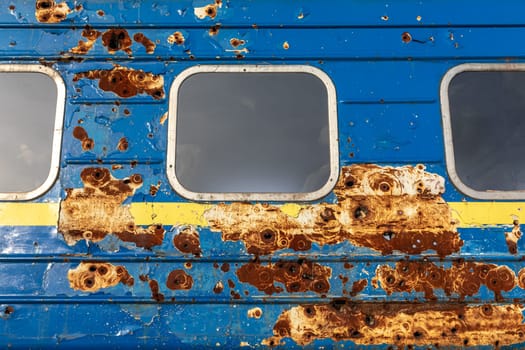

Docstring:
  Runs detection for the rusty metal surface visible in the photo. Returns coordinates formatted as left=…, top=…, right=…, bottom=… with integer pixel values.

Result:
left=1, top=0, right=525, bottom=349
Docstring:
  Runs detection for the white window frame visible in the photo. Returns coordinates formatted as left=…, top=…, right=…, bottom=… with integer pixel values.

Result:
left=440, top=62, right=525, bottom=199
left=0, top=64, right=65, bottom=200
left=167, top=65, right=339, bottom=201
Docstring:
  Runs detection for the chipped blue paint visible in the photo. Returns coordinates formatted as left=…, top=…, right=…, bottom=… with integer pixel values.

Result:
left=0, top=0, right=524, bottom=349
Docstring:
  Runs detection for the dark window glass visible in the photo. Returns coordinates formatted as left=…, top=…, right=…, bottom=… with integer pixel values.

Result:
left=448, top=71, right=525, bottom=191
left=175, top=72, right=331, bottom=193
left=0, top=73, right=57, bottom=192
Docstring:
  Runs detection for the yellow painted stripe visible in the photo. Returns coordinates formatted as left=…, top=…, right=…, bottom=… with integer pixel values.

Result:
left=0, top=203, right=59, bottom=226
left=0, top=202, right=523, bottom=227
left=449, top=202, right=524, bottom=227
left=129, top=202, right=211, bottom=226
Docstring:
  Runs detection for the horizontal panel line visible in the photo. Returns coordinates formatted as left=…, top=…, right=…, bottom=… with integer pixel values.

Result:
left=0, top=296, right=517, bottom=305
left=64, top=158, right=163, bottom=165
left=69, top=99, right=165, bottom=105
left=0, top=254, right=520, bottom=264
left=2, top=24, right=525, bottom=30
left=340, top=99, right=436, bottom=105
left=0, top=56, right=522, bottom=63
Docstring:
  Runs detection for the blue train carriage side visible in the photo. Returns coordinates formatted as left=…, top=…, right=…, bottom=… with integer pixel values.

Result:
left=0, top=0, right=525, bottom=348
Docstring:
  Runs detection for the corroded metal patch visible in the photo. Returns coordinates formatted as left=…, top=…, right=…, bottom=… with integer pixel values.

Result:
left=101, top=29, right=133, bottom=55
left=166, top=269, right=193, bottom=290
left=194, top=0, right=222, bottom=19
left=506, top=220, right=522, bottom=254
left=73, top=66, right=165, bottom=99
left=173, top=226, right=202, bottom=257
left=70, top=27, right=102, bottom=55
left=72, top=126, right=94, bottom=151
left=264, top=301, right=525, bottom=347
left=133, top=33, right=156, bottom=54
left=35, top=0, right=71, bottom=23
left=374, top=260, right=517, bottom=300
left=67, top=262, right=134, bottom=292
left=205, top=165, right=462, bottom=257
left=236, top=259, right=331, bottom=295
left=58, top=167, right=165, bottom=248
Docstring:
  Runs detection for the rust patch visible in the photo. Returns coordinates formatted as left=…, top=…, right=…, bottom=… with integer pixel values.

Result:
left=194, top=0, right=222, bottom=19
left=133, top=33, right=156, bottom=54
left=35, top=0, right=71, bottom=23
left=205, top=165, right=462, bottom=257
left=518, top=268, right=525, bottom=289
left=72, top=126, right=94, bottom=151
left=101, top=29, right=133, bottom=54
left=173, top=227, right=202, bottom=257
left=248, top=307, right=262, bottom=319
left=402, top=32, right=412, bottom=43
left=58, top=167, right=165, bottom=249
left=236, top=259, right=331, bottom=295
left=97, top=9, right=104, bottom=16
left=220, top=263, right=230, bottom=273
left=117, top=137, right=128, bottom=152
left=167, top=31, right=185, bottom=45
left=282, top=41, right=290, bottom=50
left=230, top=38, right=245, bottom=48
left=149, top=183, right=160, bottom=196
left=375, top=260, right=517, bottom=301
left=506, top=220, right=522, bottom=255
left=213, top=281, right=224, bottom=294
left=73, top=66, right=165, bottom=99
left=350, top=279, right=368, bottom=297
left=70, top=27, right=102, bottom=55
left=166, top=269, right=193, bottom=290
left=265, top=301, right=525, bottom=347
left=209, top=24, right=221, bottom=36
left=148, top=279, right=165, bottom=302
left=67, top=262, right=133, bottom=292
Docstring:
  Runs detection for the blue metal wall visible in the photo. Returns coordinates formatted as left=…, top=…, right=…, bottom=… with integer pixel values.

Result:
left=0, top=0, right=524, bottom=348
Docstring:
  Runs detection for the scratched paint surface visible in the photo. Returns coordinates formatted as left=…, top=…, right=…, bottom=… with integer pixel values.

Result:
left=1, top=1, right=525, bottom=349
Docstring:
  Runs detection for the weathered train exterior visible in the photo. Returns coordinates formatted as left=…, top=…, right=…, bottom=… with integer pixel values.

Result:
left=1, top=0, right=525, bottom=348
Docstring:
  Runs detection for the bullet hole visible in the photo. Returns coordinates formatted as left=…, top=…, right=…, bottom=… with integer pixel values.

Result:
left=261, top=229, right=275, bottom=243
left=283, top=41, right=290, bottom=50
left=401, top=32, right=412, bottom=43
left=320, top=207, right=336, bottom=222
left=97, top=10, right=104, bottom=16
left=88, top=265, right=97, bottom=272
left=383, top=231, right=395, bottom=241
left=354, top=206, right=368, bottom=219
left=381, top=15, right=389, bottom=21
left=379, top=182, right=390, bottom=192
left=344, top=175, right=356, bottom=187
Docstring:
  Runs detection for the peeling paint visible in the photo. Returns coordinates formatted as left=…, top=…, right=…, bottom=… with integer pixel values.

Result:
left=58, top=167, right=165, bottom=248
left=205, top=165, right=462, bottom=257
left=236, top=258, right=331, bottom=295
left=167, top=31, right=185, bottom=45
left=72, top=126, right=94, bottom=151
left=505, top=220, right=522, bottom=254
left=68, top=262, right=133, bottom=292
left=35, top=0, right=71, bottom=23
left=70, top=27, right=102, bottom=55
left=102, top=29, right=133, bottom=55
left=375, top=259, right=517, bottom=300
left=73, top=66, right=165, bottom=99
left=173, top=226, right=202, bottom=257
left=166, top=269, right=193, bottom=290
left=247, top=307, right=262, bottom=319
left=194, top=0, right=222, bottom=20
left=265, top=301, right=525, bottom=347
left=133, top=33, right=156, bottom=54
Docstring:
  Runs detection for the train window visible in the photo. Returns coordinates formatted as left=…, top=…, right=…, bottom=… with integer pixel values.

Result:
left=441, top=63, right=525, bottom=199
left=167, top=65, right=338, bottom=201
left=0, top=65, right=65, bottom=200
